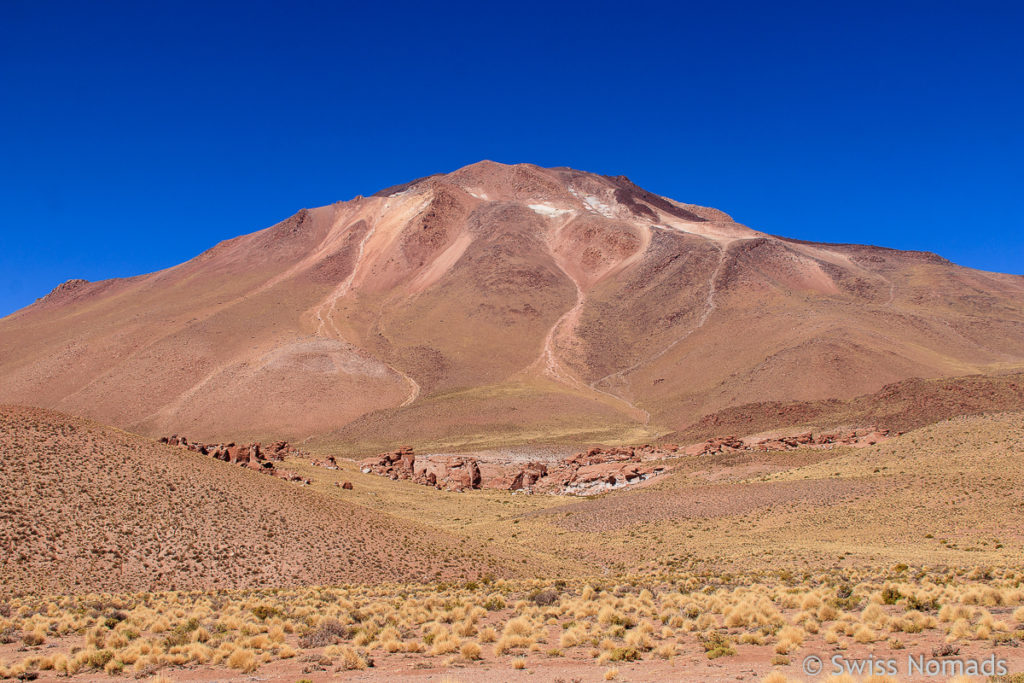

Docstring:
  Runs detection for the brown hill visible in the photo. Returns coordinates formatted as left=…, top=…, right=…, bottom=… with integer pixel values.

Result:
left=1, top=161, right=1023, bottom=449
left=668, top=371, right=1024, bottom=442
left=0, top=406, right=523, bottom=596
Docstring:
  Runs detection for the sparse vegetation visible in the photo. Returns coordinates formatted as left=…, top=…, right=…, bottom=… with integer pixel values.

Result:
left=2, top=408, right=1024, bottom=679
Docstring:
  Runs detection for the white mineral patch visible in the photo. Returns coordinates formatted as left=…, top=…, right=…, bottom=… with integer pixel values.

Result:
left=528, top=203, right=573, bottom=217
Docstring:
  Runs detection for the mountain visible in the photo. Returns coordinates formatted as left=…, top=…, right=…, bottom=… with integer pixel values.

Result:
left=1, top=161, right=1023, bottom=450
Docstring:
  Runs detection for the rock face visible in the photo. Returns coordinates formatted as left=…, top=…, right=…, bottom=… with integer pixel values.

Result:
left=358, top=448, right=486, bottom=492
left=680, top=427, right=896, bottom=456
left=553, top=446, right=669, bottom=495
left=160, top=435, right=311, bottom=484
left=358, top=428, right=896, bottom=495
left=359, top=445, right=671, bottom=495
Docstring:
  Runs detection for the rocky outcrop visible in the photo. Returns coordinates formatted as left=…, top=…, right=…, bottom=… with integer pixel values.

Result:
left=563, top=461, right=666, bottom=495
left=548, top=446, right=668, bottom=495
left=312, top=455, right=338, bottom=469
left=681, top=437, right=746, bottom=456
left=160, top=435, right=311, bottom=484
left=681, top=427, right=895, bottom=455
left=358, top=427, right=896, bottom=496
left=38, top=278, right=92, bottom=305
left=359, top=445, right=670, bottom=495
left=358, top=448, right=486, bottom=492
left=481, top=461, right=548, bottom=490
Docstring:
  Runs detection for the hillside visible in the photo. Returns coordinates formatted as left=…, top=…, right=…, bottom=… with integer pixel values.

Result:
left=2, top=408, right=1024, bottom=679
left=0, top=406, right=529, bottom=596
left=515, top=411, right=1024, bottom=573
left=1, top=161, right=1023, bottom=449
left=294, top=411, right=1024, bottom=575
left=667, top=370, right=1024, bottom=443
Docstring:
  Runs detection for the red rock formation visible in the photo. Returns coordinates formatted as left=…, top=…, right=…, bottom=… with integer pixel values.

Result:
left=351, top=427, right=899, bottom=496
left=312, top=455, right=338, bottom=469
left=563, top=461, right=667, bottom=495
left=360, top=445, right=672, bottom=494
left=161, top=435, right=310, bottom=484
left=752, top=427, right=893, bottom=451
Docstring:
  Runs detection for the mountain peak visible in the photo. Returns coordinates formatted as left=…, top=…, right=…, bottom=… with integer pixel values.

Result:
left=2, top=164, right=1023, bottom=447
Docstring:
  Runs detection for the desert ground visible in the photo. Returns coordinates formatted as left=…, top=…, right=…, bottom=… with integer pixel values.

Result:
left=2, top=402, right=1024, bottom=681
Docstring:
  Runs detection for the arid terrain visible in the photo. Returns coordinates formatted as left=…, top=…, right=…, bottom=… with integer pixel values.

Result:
left=0, top=406, right=526, bottom=595
left=2, top=163, right=1023, bottom=681
left=2, top=403, right=1024, bottom=680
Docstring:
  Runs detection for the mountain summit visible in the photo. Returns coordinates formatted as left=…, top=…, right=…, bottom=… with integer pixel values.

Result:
left=3, top=161, right=1023, bottom=448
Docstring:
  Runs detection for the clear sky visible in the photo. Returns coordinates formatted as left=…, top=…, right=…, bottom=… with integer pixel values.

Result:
left=1, top=1, right=1022, bottom=317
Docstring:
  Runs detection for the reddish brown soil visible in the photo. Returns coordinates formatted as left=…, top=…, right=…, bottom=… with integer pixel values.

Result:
left=534, top=477, right=882, bottom=533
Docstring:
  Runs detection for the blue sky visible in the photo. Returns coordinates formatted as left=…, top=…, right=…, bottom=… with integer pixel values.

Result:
left=1, top=0, right=1022, bottom=316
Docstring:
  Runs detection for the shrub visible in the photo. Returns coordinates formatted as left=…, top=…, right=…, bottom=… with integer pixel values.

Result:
left=338, top=646, right=368, bottom=670
left=700, top=632, right=736, bottom=659
left=503, top=617, right=533, bottom=637
left=774, top=626, right=804, bottom=654
left=483, top=596, right=506, bottom=611
left=853, top=625, right=877, bottom=643
left=87, top=649, right=114, bottom=669
left=252, top=605, right=282, bottom=621
left=22, top=628, right=45, bottom=646
left=461, top=641, right=482, bottom=660
left=906, top=594, right=940, bottom=611
left=605, top=647, right=640, bottom=662
left=298, top=619, right=351, bottom=648
left=531, top=589, right=559, bottom=606
left=227, top=648, right=257, bottom=673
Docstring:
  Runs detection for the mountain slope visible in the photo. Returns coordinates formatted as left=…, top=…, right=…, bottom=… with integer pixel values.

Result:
left=0, top=406, right=523, bottom=596
left=667, top=371, right=1024, bottom=443
left=1, top=161, right=1023, bottom=448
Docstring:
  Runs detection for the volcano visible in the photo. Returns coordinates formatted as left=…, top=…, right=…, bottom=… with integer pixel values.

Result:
left=2, top=161, right=1023, bottom=450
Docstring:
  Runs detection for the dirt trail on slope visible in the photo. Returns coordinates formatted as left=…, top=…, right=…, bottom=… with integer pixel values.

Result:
left=312, top=203, right=421, bottom=407
left=530, top=217, right=651, bottom=423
